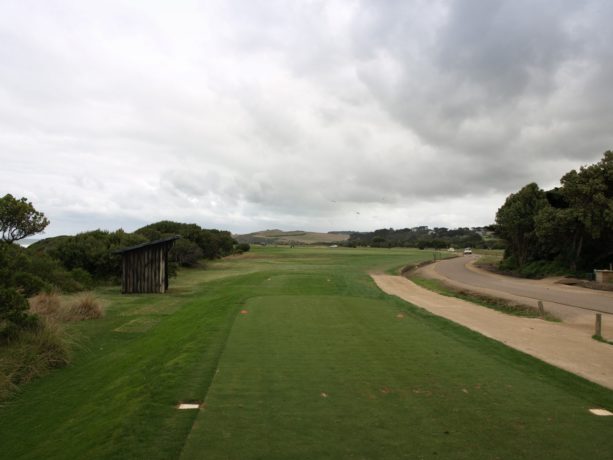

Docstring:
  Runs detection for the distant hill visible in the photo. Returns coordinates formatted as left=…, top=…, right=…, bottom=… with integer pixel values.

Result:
left=234, top=229, right=350, bottom=245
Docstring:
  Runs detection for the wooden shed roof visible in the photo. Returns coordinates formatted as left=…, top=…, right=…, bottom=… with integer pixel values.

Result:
left=113, top=235, right=180, bottom=254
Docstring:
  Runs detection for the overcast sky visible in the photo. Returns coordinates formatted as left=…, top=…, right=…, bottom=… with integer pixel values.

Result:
left=2, top=0, right=612, bottom=236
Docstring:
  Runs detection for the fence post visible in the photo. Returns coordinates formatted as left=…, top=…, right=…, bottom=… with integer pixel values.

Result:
left=537, top=301, right=545, bottom=316
left=595, top=314, right=602, bottom=337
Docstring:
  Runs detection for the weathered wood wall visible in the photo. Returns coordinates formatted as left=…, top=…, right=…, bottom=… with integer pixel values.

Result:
left=121, top=241, right=173, bottom=294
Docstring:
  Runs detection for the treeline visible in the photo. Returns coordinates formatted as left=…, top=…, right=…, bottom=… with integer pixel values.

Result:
left=29, top=220, right=240, bottom=284
left=495, top=151, right=613, bottom=277
left=346, top=226, right=498, bottom=249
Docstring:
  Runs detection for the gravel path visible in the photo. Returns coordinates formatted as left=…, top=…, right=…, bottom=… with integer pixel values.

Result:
left=372, top=274, right=613, bottom=390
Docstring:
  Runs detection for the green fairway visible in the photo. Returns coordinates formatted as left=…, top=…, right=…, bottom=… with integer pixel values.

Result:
left=1, top=247, right=612, bottom=459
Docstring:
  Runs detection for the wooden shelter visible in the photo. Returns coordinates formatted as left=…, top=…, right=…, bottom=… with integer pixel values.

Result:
left=114, top=236, right=180, bottom=294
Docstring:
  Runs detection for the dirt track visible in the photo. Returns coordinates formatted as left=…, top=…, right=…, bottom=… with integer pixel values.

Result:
left=372, top=274, right=613, bottom=390
left=417, top=255, right=613, bottom=338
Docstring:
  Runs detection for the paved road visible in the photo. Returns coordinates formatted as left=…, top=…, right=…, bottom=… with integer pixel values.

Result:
left=417, top=255, right=613, bottom=337
left=431, top=255, right=613, bottom=313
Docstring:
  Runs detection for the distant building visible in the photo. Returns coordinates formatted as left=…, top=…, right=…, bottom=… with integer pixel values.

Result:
left=114, top=236, right=180, bottom=294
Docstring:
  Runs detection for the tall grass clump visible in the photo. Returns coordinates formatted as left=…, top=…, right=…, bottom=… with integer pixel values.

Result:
left=1, top=292, right=102, bottom=400
left=0, top=319, right=70, bottom=400
left=29, top=291, right=62, bottom=318
left=66, top=294, right=103, bottom=321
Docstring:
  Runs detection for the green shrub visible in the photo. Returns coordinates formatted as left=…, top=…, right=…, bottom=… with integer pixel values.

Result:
left=518, top=260, right=569, bottom=279
left=235, top=243, right=251, bottom=254
left=0, top=287, right=37, bottom=339
left=170, top=239, right=203, bottom=267
left=69, top=268, right=93, bottom=289
left=26, top=251, right=85, bottom=292
left=136, top=221, right=235, bottom=259
left=12, top=272, right=50, bottom=297
left=48, top=229, right=147, bottom=282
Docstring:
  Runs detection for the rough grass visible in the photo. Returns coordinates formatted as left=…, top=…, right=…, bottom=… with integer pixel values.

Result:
left=29, top=292, right=62, bottom=318
left=0, top=291, right=103, bottom=399
left=65, top=294, right=104, bottom=321
left=0, top=319, right=71, bottom=400
left=473, top=254, right=503, bottom=269
left=30, top=292, right=104, bottom=322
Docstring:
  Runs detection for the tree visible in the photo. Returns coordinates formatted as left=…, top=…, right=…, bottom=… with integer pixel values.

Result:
left=49, top=229, right=147, bottom=280
left=495, top=183, right=548, bottom=268
left=0, top=242, right=38, bottom=338
left=0, top=194, right=49, bottom=243
left=135, top=221, right=235, bottom=259
left=170, top=239, right=203, bottom=267
left=498, top=151, right=613, bottom=273
left=235, top=243, right=251, bottom=254
left=542, top=151, right=613, bottom=270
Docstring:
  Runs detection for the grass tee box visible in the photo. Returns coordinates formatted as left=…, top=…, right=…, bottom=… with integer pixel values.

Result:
left=181, top=291, right=613, bottom=459
left=1, top=247, right=612, bottom=459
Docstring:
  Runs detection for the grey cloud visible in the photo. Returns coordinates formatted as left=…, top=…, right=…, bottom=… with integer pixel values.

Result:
left=1, top=1, right=612, bottom=236
left=436, top=1, right=582, bottom=101
left=348, top=0, right=613, bottom=197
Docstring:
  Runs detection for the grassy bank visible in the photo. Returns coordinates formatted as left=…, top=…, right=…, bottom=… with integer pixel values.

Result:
left=0, top=247, right=611, bottom=459
left=408, top=275, right=558, bottom=321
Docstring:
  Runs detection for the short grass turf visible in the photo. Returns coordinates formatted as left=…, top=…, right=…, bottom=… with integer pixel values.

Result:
left=180, top=293, right=613, bottom=459
left=1, top=247, right=612, bottom=459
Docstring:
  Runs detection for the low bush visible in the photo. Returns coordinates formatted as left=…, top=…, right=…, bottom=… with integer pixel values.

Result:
left=497, top=256, right=570, bottom=279
left=517, top=260, right=570, bottom=279
left=234, top=243, right=251, bottom=254
left=12, top=272, right=51, bottom=297
left=0, top=287, right=38, bottom=340
left=22, top=247, right=86, bottom=293
left=70, top=268, right=94, bottom=289
left=170, top=239, right=203, bottom=267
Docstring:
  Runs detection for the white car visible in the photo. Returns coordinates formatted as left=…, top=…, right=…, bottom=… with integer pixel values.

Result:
left=463, top=247, right=472, bottom=255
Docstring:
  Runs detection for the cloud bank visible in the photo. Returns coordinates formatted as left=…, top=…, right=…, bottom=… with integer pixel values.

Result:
left=1, top=0, right=612, bottom=235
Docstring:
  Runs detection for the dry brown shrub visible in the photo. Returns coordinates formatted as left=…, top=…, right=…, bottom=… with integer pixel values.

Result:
left=65, top=294, right=103, bottom=321
left=29, top=292, right=62, bottom=319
